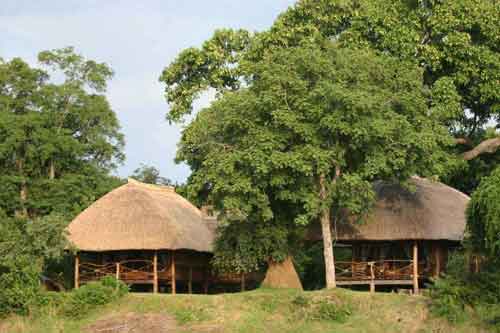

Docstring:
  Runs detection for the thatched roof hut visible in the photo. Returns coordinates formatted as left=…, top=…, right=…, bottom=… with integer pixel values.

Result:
left=67, top=178, right=214, bottom=252
left=309, top=176, right=469, bottom=242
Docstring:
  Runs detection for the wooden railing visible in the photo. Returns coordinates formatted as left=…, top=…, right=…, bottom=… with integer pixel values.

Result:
left=335, top=260, right=426, bottom=281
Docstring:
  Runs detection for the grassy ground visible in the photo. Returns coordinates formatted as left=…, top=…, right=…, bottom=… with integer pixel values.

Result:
left=0, top=288, right=489, bottom=333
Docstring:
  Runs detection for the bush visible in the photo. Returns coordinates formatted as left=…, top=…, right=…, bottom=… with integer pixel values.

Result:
left=62, top=276, right=128, bottom=318
left=0, top=257, right=40, bottom=316
left=430, top=252, right=500, bottom=330
left=291, top=294, right=352, bottom=323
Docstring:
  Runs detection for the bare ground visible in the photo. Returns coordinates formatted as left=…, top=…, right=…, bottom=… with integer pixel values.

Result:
left=84, top=312, right=221, bottom=333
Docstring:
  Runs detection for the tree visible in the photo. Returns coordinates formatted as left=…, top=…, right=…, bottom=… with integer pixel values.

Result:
left=0, top=211, right=68, bottom=315
left=467, top=167, right=500, bottom=257
left=175, top=42, right=453, bottom=287
left=130, top=163, right=172, bottom=186
left=160, top=0, right=499, bottom=192
left=0, top=48, right=125, bottom=218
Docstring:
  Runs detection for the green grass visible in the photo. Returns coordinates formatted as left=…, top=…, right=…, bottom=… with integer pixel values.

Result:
left=0, top=288, right=490, bottom=333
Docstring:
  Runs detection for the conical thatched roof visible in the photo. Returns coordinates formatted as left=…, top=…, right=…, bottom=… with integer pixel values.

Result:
left=309, top=177, right=469, bottom=242
left=67, top=179, right=214, bottom=252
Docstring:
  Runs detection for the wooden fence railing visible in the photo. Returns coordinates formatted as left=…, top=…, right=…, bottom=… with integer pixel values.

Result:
left=335, top=260, right=427, bottom=281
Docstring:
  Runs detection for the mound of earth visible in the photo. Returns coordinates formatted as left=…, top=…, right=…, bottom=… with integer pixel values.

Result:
left=262, top=256, right=303, bottom=290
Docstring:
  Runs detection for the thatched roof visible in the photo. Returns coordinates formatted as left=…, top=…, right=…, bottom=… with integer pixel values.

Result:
left=309, top=177, right=469, bottom=242
left=67, top=179, right=214, bottom=252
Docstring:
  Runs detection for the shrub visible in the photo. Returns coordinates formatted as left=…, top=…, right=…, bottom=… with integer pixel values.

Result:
left=0, top=257, right=40, bottom=316
left=313, top=300, right=351, bottom=323
left=430, top=252, right=500, bottom=330
left=62, top=276, right=128, bottom=318
left=291, top=294, right=351, bottom=323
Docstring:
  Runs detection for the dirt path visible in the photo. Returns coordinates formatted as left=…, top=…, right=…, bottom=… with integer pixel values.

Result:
left=84, top=312, right=179, bottom=333
left=84, top=312, right=220, bottom=333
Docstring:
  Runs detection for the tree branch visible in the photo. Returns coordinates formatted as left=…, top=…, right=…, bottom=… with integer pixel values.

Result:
left=463, top=137, right=500, bottom=161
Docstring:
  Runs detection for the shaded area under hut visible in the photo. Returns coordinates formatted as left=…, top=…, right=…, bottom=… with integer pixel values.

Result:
left=66, top=179, right=261, bottom=294
left=309, top=176, right=469, bottom=293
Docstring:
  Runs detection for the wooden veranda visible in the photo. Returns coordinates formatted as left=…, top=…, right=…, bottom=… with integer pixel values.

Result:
left=74, top=250, right=258, bottom=294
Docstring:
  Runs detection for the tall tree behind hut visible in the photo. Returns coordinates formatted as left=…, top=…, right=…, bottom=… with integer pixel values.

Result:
left=0, top=48, right=125, bottom=218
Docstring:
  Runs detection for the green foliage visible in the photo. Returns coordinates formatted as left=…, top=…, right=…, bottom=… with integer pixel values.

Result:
left=0, top=213, right=68, bottom=316
left=212, top=221, right=290, bottom=273
left=0, top=257, right=40, bottom=316
left=467, top=167, right=500, bottom=256
left=175, top=41, right=453, bottom=274
left=430, top=252, right=500, bottom=330
left=161, top=0, right=499, bottom=199
left=131, top=163, right=172, bottom=186
left=61, top=277, right=128, bottom=318
left=291, top=294, right=352, bottom=323
left=0, top=47, right=124, bottom=218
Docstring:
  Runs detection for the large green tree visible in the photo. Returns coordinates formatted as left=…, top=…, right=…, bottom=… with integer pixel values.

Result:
left=161, top=0, right=499, bottom=194
left=175, top=42, right=453, bottom=287
left=0, top=48, right=125, bottom=218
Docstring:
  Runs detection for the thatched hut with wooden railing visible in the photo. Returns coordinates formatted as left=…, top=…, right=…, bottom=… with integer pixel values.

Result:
left=309, top=176, right=469, bottom=293
left=66, top=179, right=256, bottom=294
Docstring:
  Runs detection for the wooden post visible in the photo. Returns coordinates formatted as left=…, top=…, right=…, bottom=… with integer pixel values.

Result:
left=171, top=251, right=176, bottom=295
left=74, top=253, right=80, bottom=289
left=413, top=241, right=419, bottom=295
left=153, top=251, right=158, bottom=293
left=241, top=273, right=246, bottom=292
left=369, top=262, right=375, bottom=293
left=188, top=267, right=193, bottom=294
left=203, top=268, right=209, bottom=294
left=115, top=262, right=120, bottom=280
left=434, top=244, right=441, bottom=278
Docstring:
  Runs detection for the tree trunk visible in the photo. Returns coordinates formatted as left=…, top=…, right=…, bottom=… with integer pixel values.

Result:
left=319, top=173, right=336, bottom=289
left=49, top=160, right=55, bottom=179
left=15, top=158, right=28, bottom=217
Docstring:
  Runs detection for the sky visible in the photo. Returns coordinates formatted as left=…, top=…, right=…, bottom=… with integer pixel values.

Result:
left=0, top=0, right=296, bottom=183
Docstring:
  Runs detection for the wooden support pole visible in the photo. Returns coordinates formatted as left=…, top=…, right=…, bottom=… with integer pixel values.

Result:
left=434, top=244, right=441, bottom=278
left=369, top=262, right=375, bottom=293
left=241, top=273, right=246, bottom=292
left=188, top=267, right=193, bottom=294
left=74, top=253, right=80, bottom=289
left=203, top=268, right=209, bottom=294
left=153, top=251, right=158, bottom=293
left=171, top=251, right=176, bottom=295
left=413, top=241, right=419, bottom=295
left=115, top=262, right=120, bottom=281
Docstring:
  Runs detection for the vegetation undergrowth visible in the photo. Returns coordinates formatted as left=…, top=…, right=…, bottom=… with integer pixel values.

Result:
left=0, top=288, right=490, bottom=333
left=430, top=253, right=500, bottom=332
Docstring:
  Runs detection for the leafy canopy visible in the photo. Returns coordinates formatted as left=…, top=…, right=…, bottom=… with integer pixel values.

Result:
left=161, top=0, right=499, bottom=196
left=177, top=41, right=454, bottom=272
left=0, top=47, right=125, bottom=217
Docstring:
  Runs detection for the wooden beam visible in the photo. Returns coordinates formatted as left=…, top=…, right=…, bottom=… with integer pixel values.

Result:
left=413, top=241, right=419, bottom=295
left=153, top=251, right=158, bottom=293
left=74, top=253, right=80, bottom=289
left=188, top=267, right=193, bottom=294
left=171, top=251, right=176, bottom=295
